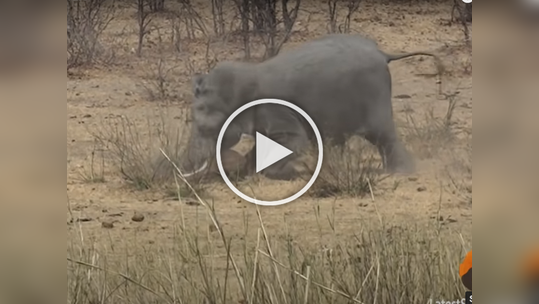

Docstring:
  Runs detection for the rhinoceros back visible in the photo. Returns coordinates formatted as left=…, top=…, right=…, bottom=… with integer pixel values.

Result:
left=252, top=34, right=393, bottom=141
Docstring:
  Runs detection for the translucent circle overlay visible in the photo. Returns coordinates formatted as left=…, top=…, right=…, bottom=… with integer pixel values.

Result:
left=216, top=98, right=323, bottom=206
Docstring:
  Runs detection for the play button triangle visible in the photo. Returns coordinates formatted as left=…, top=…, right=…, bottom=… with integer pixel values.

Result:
left=255, top=132, right=293, bottom=173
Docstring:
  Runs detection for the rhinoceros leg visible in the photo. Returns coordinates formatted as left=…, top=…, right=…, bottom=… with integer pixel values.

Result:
left=364, top=122, right=415, bottom=174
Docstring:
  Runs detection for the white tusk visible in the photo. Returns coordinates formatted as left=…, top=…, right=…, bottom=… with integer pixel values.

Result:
left=182, top=160, right=208, bottom=177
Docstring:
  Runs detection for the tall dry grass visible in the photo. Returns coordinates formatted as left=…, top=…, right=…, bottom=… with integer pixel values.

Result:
left=67, top=159, right=471, bottom=304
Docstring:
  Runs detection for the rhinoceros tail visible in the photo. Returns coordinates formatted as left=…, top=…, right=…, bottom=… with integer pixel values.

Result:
left=383, top=51, right=444, bottom=75
left=383, top=51, right=436, bottom=63
left=383, top=51, right=445, bottom=95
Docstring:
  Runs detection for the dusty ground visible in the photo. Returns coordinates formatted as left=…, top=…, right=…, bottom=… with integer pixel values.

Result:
left=67, top=1, right=472, bottom=252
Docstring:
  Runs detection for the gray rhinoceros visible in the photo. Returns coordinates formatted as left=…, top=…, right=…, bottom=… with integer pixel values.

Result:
left=180, top=34, right=441, bottom=180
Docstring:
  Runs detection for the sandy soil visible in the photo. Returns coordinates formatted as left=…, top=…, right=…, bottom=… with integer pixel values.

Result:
left=67, top=1, right=472, bottom=250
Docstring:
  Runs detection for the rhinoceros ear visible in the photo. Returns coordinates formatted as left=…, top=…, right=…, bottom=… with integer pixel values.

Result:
left=192, top=73, right=206, bottom=98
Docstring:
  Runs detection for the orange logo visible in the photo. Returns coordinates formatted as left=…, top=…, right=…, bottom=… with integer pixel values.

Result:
left=459, top=250, right=472, bottom=291
left=521, top=247, right=539, bottom=287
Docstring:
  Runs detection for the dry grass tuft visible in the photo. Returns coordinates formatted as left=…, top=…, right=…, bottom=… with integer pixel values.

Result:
left=400, top=89, right=461, bottom=159
left=88, top=108, right=206, bottom=197
left=76, top=140, right=107, bottom=184
left=445, top=141, right=472, bottom=205
left=308, top=139, right=384, bottom=198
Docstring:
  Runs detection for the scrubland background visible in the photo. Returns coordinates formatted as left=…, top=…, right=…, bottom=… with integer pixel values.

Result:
left=4, top=2, right=537, bottom=304
left=64, top=0, right=476, bottom=303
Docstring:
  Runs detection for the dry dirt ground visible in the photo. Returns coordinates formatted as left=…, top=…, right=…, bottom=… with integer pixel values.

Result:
left=67, top=1, right=472, bottom=258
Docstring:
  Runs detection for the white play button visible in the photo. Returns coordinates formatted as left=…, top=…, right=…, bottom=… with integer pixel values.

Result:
left=255, top=132, right=293, bottom=173
left=216, top=98, right=323, bottom=206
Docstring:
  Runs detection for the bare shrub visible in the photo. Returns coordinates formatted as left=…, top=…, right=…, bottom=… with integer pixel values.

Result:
left=259, top=0, right=302, bottom=58
left=233, top=0, right=301, bottom=59
left=135, top=0, right=154, bottom=57
left=327, top=0, right=338, bottom=33
left=327, top=0, right=361, bottom=34
left=234, top=0, right=252, bottom=58
left=147, top=0, right=165, bottom=12
left=139, top=58, right=183, bottom=103
left=401, top=90, right=460, bottom=159
left=176, top=0, right=209, bottom=40
left=89, top=110, right=205, bottom=197
left=250, top=0, right=269, bottom=33
left=67, top=0, right=116, bottom=70
left=342, top=0, right=361, bottom=33
left=202, top=37, right=220, bottom=71
left=136, top=27, right=213, bottom=103
left=308, top=139, right=383, bottom=198
left=172, top=38, right=220, bottom=83
left=165, top=1, right=209, bottom=53
left=211, top=0, right=226, bottom=36
left=170, top=13, right=184, bottom=52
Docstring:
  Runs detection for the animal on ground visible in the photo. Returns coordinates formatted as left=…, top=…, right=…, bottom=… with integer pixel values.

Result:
left=209, top=148, right=248, bottom=179
left=180, top=33, right=442, bottom=181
